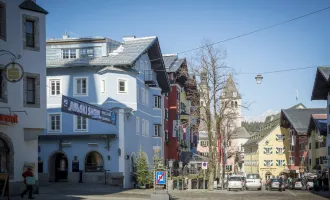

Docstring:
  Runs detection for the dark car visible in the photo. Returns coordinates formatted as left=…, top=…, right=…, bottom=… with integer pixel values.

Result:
left=266, top=178, right=285, bottom=191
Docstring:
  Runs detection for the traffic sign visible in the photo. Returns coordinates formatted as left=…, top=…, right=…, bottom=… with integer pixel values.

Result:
left=202, top=162, right=208, bottom=170
left=155, top=171, right=166, bottom=185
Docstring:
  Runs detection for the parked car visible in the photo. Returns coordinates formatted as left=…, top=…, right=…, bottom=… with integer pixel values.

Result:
left=227, top=176, right=243, bottom=191
left=306, top=179, right=314, bottom=190
left=294, top=179, right=303, bottom=190
left=245, top=174, right=262, bottom=190
left=265, top=178, right=285, bottom=191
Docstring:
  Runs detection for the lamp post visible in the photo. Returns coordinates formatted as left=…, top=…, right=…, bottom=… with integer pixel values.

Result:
left=169, top=160, right=173, bottom=180
left=255, top=74, right=263, bottom=84
left=179, top=161, right=183, bottom=190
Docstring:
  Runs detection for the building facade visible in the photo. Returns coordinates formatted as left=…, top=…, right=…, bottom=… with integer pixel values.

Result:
left=0, top=0, right=47, bottom=194
left=38, top=35, right=170, bottom=188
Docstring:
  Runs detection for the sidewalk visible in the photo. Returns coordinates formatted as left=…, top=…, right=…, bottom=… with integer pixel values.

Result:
left=286, top=189, right=330, bottom=198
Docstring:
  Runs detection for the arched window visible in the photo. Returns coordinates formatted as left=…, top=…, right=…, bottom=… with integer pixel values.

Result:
left=85, top=151, right=104, bottom=172
left=0, top=139, right=9, bottom=173
left=235, top=101, right=238, bottom=108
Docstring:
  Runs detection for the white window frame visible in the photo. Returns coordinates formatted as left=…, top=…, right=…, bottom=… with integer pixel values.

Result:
left=264, top=147, right=272, bottom=155
left=117, top=78, right=128, bottom=94
left=289, top=156, right=294, bottom=165
left=136, top=117, right=140, bottom=135
left=74, top=115, right=88, bottom=132
left=101, top=79, right=106, bottom=93
left=73, top=77, right=88, bottom=96
left=154, top=124, right=160, bottom=137
left=154, top=96, right=161, bottom=108
left=201, top=140, right=208, bottom=147
left=48, top=113, right=62, bottom=132
left=141, top=119, right=145, bottom=136
left=264, top=160, right=273, bottom=167
left=62, top=49, right=77, bottom=59
left=145, top=120, right=149, bottom=137
left=49, top=79, right=61, bottom=97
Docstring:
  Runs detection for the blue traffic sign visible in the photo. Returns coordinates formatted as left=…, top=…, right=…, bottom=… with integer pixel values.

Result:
left=155, top=171, right=166, bottom=185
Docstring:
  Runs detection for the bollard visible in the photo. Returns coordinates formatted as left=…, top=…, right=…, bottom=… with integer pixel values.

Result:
left=79, top=170, right=83, bottom=183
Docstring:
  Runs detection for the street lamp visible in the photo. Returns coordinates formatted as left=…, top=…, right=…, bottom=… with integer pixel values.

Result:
left=255, top=74, right=263, bottom=84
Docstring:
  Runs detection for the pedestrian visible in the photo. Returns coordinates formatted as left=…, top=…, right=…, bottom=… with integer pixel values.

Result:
left=20, top=167, right=35, bottom=199
left=279, top=176, right=283, bottom=192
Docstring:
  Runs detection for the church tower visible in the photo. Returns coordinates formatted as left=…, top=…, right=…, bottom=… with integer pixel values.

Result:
left=220, top=75, right=242, bottom=128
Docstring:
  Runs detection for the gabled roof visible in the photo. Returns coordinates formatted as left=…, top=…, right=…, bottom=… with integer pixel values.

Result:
left=281, top=108, right=326, bottom=134
left=311, top=67, right=330, bottom=100
left=47, top=36, right=170, bottom=93
left=221, top=75, right=241, bottom=99
left=307, top=114, right=327, bottom=136
left=19, top=0, right=48, bottom=15
left=231, top=127, right=250, bottom=139
left=163, top=54, right=185, bottom=73
left=288, top=103, right=306, bottom=109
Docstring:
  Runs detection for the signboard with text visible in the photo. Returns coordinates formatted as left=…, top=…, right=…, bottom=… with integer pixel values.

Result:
left=61, top=95, right=116, bottom=125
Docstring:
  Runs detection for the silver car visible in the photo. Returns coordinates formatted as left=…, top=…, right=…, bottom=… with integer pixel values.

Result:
left=227, top=176, right=243, bottom=191
left=294, top=179, right=303, bottom=190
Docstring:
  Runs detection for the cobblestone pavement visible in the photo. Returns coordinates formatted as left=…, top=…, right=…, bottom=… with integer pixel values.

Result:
left=9, top=183, right=330, bottom=200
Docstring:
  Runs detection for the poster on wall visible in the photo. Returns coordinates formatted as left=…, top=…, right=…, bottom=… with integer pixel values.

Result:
left=61, top=95, right=116, bottom=125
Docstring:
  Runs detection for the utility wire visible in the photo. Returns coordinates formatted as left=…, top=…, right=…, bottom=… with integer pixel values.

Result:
left=238, top=66, right=320, bottom=75
left=149, top=5, right=330, bottom=63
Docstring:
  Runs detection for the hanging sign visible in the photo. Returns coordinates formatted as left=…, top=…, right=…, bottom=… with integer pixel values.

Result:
left=61, top=95, right=116, bottom=125
left=4, top=62, right=24, bottom=83
left=0, top=114, right=18, bottom=123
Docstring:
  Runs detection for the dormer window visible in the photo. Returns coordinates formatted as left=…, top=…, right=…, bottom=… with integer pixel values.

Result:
left=233, top=92, right=237, bottom=97
left=80, top=48, right=94, bottom=58
left=62, top=49, right=76, bottom=59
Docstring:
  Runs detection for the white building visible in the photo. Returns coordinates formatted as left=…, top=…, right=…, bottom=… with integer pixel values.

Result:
left=0, top=0, right=47, bottom=195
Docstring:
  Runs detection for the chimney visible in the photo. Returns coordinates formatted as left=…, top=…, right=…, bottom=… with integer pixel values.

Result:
left=122, top=36, right=136, bottom=41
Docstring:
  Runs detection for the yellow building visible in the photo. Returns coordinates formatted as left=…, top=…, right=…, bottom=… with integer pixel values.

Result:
left=244, top=114, right=287, bottom=182
left=307, top=114, right=327, bottom=173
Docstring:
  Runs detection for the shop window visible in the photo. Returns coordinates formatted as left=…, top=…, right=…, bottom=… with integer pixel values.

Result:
left=85, top=151, right=104, bottom=172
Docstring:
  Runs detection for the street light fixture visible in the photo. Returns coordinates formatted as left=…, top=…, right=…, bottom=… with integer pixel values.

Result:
left=255, top=74, right=263, bottom=84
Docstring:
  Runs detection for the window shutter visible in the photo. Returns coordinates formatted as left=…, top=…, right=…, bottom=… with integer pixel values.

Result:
left=276, top=135, right=279, bottom=141
left=263, top=147, right=267, bottom=154
left=276, top=160, right=279, bottom=166
left=276, top=147, right=279, bottom=154
left=283, top=160, right=286, bottom=166
left=269, top=148, right=273, bottom=154
left=264, top=160, right=266, bottom=166
left=270, top=160, right=273, bottom=166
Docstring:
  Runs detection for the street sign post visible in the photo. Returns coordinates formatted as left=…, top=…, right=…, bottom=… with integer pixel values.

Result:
left=202, top=162, right=207, bottom=170
left=155, top=171, right=166, bottom=185
left=201, top=162, right=207, bottom=189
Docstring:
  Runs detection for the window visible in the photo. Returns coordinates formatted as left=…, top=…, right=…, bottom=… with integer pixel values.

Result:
left=118, top=79, right=127, bottom=93
left=235, top=101, right=237, bottom=107
left=145, top=120, right=149, bottom=137
left=141, top=119, right=145, bottom=136
left=136, top=117, right=140, bottom=135
left=289, top=156, right=294, bottom=165
left=276, top=134, right=284, bottom=141
left=154, top=124, right=160, bottom=137
left=309, top=143, right=311, bottom=149
left=141, top=88, right=145, bottom=105
left=276, top=147, right=285, bottom=154
left=300, top=156, right=305, bottom=165
left=49, top=79, right=61, bottom=96
left=85, top=151, right=104, bottom=172
left=74, top=116, right=87, bottom=131
left=233, top=92, right=237, bottom=97
left=177, top=90, right=180, bottom=100
left=145, top=90, right=149, bottom=106
left=231, top=101, right=234, bottom=107
left=263, top=147, right=273, bottom=155
left=154, top=96, right=161, bottom=108
left=137, top=86, right=139, bottom=102
left=201, top=152, right=209, bottom=157
left=0, top=70, right=7, bottom=102
left=320, top=156, right=326, bottom=164
left=309, top=159, right=311, bottom=166
left=264, top=160, right=273, bottom=167
left=62, top=49, right=76, bottom=59
left=101, top=80, right=105, bottom=93
left=165, top=108, right=168, bottom=120
left=315, top=141, right=319, bottom=149
left=74, top=77, right=87, bottom=96
left=26, top=77, right=36, bottom=104
left=25, top=20, right=34, bottom=47
left=80, top=48, right=94, bottom=58
left=316, top=158, right=319, bottom=165
left=290, top=144, right=294, bottom=152
left=49, top=114, right=61, bottom=132
left=276, top=160, right=285, bottom=166
left=0, top=2, right=6, bottom=40
left=23, top=15, right=39, bottom=50
left=201, top=140, right=208, bottom=147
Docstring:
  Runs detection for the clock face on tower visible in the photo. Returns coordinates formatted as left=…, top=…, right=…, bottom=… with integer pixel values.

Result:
left=233, top=92, right=237, bottom=97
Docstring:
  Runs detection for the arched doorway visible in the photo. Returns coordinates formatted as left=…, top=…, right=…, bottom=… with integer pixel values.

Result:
left=48, top=152, right=68, bottom=182
left=85, top=151, right=104, bottom=172
left=0, top=133, right=14, bottom=179
left=0, top=139, right=9, bottom=174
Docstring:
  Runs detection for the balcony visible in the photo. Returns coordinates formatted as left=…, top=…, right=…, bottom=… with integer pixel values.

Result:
left=144, top=70, right=157, bottom=87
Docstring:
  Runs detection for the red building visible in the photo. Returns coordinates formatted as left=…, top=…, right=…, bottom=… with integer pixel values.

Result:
left=280, top=103, right=326, bottom=177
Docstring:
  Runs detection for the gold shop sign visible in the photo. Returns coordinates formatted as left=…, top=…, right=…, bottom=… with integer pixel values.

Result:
left=4, top=62, right=24, bottom=83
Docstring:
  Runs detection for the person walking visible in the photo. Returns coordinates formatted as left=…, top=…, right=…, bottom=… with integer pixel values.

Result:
left=20, top=167, right=34, bottom=199
left=279, top=176, right=283, bottom=192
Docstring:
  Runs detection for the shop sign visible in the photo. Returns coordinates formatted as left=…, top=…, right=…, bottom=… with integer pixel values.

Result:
left=4, top=62, right=24, bottom=83
left=0, top=114, right=18, bottom=123
left=61, top=95, right=116, bottom=125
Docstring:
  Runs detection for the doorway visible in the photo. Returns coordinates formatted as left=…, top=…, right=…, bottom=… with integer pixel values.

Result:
left=0, top=139, right=9, bottom=173
left=49, top=152, right=68, bottom=182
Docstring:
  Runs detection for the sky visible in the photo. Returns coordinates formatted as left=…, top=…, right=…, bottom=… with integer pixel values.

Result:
left=38, top=0, right=330, bottom=121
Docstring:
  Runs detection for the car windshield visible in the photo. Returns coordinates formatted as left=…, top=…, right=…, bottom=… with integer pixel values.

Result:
left=229, top=177, right=242, bottom=181
left=271, top=179, right=279, bottom=182
left=246, top=174, right=260, bottom=179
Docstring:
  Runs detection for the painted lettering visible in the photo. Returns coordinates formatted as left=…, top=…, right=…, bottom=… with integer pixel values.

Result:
left=0, top=114, right=18, bottom=123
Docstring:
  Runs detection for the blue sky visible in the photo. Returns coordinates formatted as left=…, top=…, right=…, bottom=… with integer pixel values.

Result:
left=38, top=0, right=330, bottom=120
